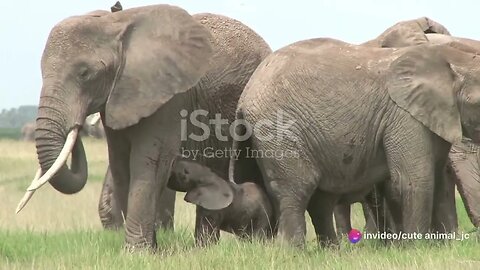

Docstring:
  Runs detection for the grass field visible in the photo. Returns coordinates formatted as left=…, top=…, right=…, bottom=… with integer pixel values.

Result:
left=0, top=139, right=479, bottom=269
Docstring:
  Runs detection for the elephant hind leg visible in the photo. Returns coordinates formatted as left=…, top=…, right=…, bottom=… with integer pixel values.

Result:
left=98, top=166, right=124, bottom=230
left=333, top=203, right=352, bottom=236
left=261, top=160, right=319, bottom=248
left=432, top=161, right=458, bottom=233
left=309, top=190, right=339, bottom=246
left=155, top=187, right=176, bottom=231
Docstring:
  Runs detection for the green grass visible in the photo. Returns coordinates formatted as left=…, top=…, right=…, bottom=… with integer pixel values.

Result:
left=1, top=139, right=480, bottom=269
left=0, top=128, right=21, bottom=140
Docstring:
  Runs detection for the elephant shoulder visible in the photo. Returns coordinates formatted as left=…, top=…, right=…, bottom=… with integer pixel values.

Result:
left=192, top=13, right=271, bottom=59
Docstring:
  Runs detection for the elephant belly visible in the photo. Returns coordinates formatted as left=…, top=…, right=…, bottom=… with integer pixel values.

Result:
left=316, top=145, right=389, bottom=195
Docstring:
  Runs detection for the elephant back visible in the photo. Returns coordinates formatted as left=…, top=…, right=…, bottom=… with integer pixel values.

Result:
left=191, top=13, right=272, bottom=122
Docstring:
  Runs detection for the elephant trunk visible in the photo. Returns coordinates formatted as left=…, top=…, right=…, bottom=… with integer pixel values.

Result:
left=35, top=114, right=88, bottom=194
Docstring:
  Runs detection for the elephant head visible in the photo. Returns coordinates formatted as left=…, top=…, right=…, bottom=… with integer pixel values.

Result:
left=16, top=5, right=213, bottom=212
left=169, top=160, right=234, bottom=210
left=385, top=40, right=480, bottom=145
left=362, top=17, right=451, bottom=48
left=169, top=159, right=273, bottom=241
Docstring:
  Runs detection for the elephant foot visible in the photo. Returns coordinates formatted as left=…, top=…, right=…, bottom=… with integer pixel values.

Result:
left=123, top=230, right=158, bottom=253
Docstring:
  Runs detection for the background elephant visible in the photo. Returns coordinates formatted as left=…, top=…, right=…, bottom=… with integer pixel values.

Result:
left=334, top=21, right=480, bottom=236
left=230, top=36, right=480, bottom=247
left=21, top=121, right=36, bottom=141
left=81, top=113, right=105, bottom=139
left=17, top=4, right=271, bottom=250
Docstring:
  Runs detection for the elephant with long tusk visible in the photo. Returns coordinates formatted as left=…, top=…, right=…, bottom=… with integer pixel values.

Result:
left=16, top=4, right=271, bottom=251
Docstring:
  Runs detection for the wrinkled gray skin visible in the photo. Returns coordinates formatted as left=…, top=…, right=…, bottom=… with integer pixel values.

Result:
left=230, top=35, right=480, bottom=247
left=31, top=4, right=271, bottom=250
left=21, top=117, right=105, bottom=141
left=335, top=22, right=480, bottom=236
left=21, top=121, right=36, bottom=141
left=98, top=165, right=176, bottom=230
left=168, top=160, right=274, bottom=244
left=94, top=2, right=171, bottom=231
left=449, top=141, right=480, bottom=228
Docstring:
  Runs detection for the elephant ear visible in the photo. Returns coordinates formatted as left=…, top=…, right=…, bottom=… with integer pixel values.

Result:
left=105, top=5, right=213, bottom=129
left=386, top=46, right=462, bottom=144
left=184, top=179, right=234, bottom=210
left=372, top=17, right=450, bottom=48
left=381, top=24, right=428, bottom=48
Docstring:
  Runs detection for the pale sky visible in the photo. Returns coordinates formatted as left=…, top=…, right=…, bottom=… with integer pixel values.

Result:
left=1, top=0, right=479, bottom=110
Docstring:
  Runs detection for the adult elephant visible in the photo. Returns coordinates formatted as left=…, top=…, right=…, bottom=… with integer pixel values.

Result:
left=16, top=4, right=271, bottom=251
left=229, top=37, right=480, bottom=247
left=98, top=165, right=176, bottom=230
left=334, top=23, right=480, bottom=236
left=95, top=11, right=272, bottom=243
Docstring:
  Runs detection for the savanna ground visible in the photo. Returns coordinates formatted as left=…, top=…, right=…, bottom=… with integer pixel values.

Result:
left=0, top=139, right=479, bottom=269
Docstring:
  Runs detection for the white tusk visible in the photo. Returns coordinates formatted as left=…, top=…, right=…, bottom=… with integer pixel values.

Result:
left=27, top=128, right=79, bottom=191
left=89, top=113, right=101, bottom=126
left=15, top=168, right=41, bottom=213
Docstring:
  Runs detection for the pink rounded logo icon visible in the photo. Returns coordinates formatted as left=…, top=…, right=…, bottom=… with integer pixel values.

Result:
left=348, top=229, right=362, bottom=243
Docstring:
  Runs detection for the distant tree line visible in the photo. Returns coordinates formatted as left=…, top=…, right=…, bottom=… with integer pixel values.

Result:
left=0, top=105, right=37, bottom=128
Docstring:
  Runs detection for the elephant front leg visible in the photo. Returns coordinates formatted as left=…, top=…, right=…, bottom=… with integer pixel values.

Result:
left=384, top=134, right=435, bottom=235
left=124, top=150, right=175, bottom=251
left=104, top=126, right=131, bottom=230
left=194, top=208, right=221, bottom=247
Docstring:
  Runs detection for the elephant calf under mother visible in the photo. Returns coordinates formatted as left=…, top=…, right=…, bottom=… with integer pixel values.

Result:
left=229, top=37, right=480, bottom=247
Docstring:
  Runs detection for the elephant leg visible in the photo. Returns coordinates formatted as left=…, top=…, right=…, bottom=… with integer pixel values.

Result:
left=98, top=165, right=124, bottom=229
left=194, top=207, right=221, bottom=247
left=363, top=184, right=387, bottom=233
left=308, top=191, right=338, bottom=246
left=383, top=134, right=435, bottom=234
left=362, top=202, right=378, bottom=233
left=155, top=187, right=176, bottom=231
left=432, top=163, right=458, bottom=233
left=104, top=128, right=131, bottom=228
left=333, top=203, right=352, bottom=236
left=448, top=143, right=480, bottom=228
left=261, top=159, right=317, bottom=248
left=124, top=148, right=175, bottom=250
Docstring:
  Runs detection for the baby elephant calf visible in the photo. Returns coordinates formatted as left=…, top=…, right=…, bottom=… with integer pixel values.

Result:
left=168, top=160, right=274, bottom=245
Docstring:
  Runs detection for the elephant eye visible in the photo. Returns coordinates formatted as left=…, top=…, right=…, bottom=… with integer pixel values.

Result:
left=78, top=67, right=90, bottom=81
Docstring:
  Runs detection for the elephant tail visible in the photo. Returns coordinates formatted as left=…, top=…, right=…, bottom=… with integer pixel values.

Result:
left=228, top=109, right=264, bottom=188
